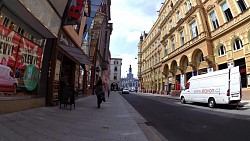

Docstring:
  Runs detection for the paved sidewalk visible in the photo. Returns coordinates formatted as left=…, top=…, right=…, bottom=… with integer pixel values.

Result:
left=0, top=92, right=148, bottom=141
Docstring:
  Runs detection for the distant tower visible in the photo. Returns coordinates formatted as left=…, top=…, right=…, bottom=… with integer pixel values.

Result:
left=129, top=65, right=132, bottom=73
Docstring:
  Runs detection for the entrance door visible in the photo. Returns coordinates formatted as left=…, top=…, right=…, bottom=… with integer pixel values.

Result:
left=234, top=58, right=247, bottom=88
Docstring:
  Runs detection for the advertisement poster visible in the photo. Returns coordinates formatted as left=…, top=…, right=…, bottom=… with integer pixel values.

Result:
left=180, top=74, right=185, bottom=90
left=0, top=24, right=43, bottom=96
left=53, top=60, right=61, bottom=100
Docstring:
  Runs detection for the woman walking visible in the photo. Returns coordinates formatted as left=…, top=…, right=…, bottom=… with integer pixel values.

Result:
left=94, top=78, right=105, bottom=108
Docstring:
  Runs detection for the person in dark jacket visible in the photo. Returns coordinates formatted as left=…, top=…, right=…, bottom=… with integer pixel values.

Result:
left=94, top=78, right=105, bottom=108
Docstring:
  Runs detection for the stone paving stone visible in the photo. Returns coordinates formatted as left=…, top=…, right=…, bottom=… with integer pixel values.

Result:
left=0, top=92, right=149, bottom=141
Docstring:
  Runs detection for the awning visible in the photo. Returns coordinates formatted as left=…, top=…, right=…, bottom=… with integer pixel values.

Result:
left=58, top=44, right=92, bottom=65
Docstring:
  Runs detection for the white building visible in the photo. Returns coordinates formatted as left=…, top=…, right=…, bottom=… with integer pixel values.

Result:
left=121, top=65, right=140, bottom=91
left=110, top=58, right=122, bottom=90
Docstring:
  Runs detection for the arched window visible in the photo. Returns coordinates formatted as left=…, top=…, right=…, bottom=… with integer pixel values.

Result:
left=198, top=52, right=204, bottom=62
left=233, top=38, right=243, bottom=51
left=218, top=45, right=226, bottom=56
left=114, top=67, right=117, bottom=71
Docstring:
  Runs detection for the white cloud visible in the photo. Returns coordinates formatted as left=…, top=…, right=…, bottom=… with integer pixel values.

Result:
left=110, top=0, right=163, bottom=78
left=126, top=30, right=141, bottom=42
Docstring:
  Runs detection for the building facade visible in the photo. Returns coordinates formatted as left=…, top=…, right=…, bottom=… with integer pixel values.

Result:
left=138, top=0, right=250, bottom=95
left=121, top=65, right=140, bottom=91
left=89, top=0, right=113, bottom=94
left=110, top=58, right=122, bottom=90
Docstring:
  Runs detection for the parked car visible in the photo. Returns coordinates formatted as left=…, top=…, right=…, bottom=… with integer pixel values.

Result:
left=122, top=88, right=129, bottom=94
left=0, top=64, right=18, bottom=94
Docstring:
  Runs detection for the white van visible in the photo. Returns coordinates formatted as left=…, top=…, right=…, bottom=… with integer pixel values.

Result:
left=180, top=66, right=241, bottom=108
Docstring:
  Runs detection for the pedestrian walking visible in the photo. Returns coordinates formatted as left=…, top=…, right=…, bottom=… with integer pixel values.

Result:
left=108, top=88, right=110, bottom=97
left=94, top=78, right=105, bottom=108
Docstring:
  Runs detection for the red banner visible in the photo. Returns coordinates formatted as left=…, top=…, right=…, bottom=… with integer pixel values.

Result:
left=0, top=24, right=21, bottom=67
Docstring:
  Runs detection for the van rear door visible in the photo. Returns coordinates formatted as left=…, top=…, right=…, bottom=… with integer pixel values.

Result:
left=229, top=66, right=241, bottom=101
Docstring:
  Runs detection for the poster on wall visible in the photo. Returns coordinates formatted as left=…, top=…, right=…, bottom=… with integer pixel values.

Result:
left=248, top=74, right=250, bottom=86
left=53, top=60, right=61, bottom=100
left=180, top=74, right=185, bottom=90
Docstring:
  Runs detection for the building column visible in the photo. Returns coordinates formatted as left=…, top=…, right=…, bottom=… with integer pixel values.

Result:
left=83, top=66, right=88, bottom=95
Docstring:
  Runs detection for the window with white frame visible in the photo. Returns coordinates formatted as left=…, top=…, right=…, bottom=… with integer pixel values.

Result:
left=233, top=38, right=243, bottom=51
left=221, top=2, right=233, bottom=22
left=190, top=21, right=198, bottom=38
left=180, top=31, right=184, bottom=46
left=210, top=11, right=220, bottom=30
left=218, top=45, right=226, bottom=56
left=171, top=38, right=175, bottom=51
left=185, top=0, right=192, bottom=12
left=164, top=43, right=168, bottom=56
left=236, top=0, right=248, bottom=12
left=170, top=20, right=173, bottom=29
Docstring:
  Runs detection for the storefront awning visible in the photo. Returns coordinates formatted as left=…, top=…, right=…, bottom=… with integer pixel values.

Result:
left=58, top=44, right=92, bottom=66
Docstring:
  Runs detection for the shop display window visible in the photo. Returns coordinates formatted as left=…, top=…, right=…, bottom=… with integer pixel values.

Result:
left=0, top=7, right=45, bottom=98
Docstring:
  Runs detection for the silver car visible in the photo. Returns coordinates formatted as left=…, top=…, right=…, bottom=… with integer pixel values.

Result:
left=122, top=88, right=129, bottom=94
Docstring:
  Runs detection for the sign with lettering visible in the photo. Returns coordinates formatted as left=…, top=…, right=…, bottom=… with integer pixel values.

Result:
left=19, top=38, right=43, bottom=70
left=0, top=24, right=21, bottom=67
left=193, top=88, right=220, bottom=94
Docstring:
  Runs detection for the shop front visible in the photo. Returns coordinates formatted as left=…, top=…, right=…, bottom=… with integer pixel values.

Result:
left=48, top=30, right=91, bottom=105
left=0, top=4, right=52, bottom=113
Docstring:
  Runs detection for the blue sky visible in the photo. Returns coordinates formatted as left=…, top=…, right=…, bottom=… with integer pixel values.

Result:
left=110, top=0, right=163, bottom=78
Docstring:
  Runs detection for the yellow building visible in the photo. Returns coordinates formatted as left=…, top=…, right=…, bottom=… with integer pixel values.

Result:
left=138, top=0, right=250, bottom=94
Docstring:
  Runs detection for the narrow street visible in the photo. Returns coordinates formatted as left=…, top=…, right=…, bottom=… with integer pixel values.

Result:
left=121, top=93, right=250, bottom=141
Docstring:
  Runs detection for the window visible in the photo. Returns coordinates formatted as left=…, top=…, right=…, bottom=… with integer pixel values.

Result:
left=114, top=76, right=117, bottom=80
left=17, top=27, right=24, bottom=35
left=218, top=45, right=226, bottom=56
left=185, top=0, right=192, bottom=12
left=164, top=44, right=168, bottom=56
left=236, top=0, right=248, bottom=12
left=180, top=31, right=184, bottom=46
left=114, top=67, right=117, bottom=71
left=199, top=53, right=204, bottom=62
left=210, top=11, right=219, bottom=30
left=190, top=21, right=198, bottom=38
left=171, top=38, right=175, bottom=51
left=185, top=82, right=190, bottom=89
left=221, top=2, right=233, bottom=22
left=233, top=38, right=243, bottom=51
left=3, top=17, right=9, bottom=27
left=177, top=11, right=181, bottom=21
left=170, top=20, right=173, bottom=29
left=74, top=24, right=80, bottom=33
